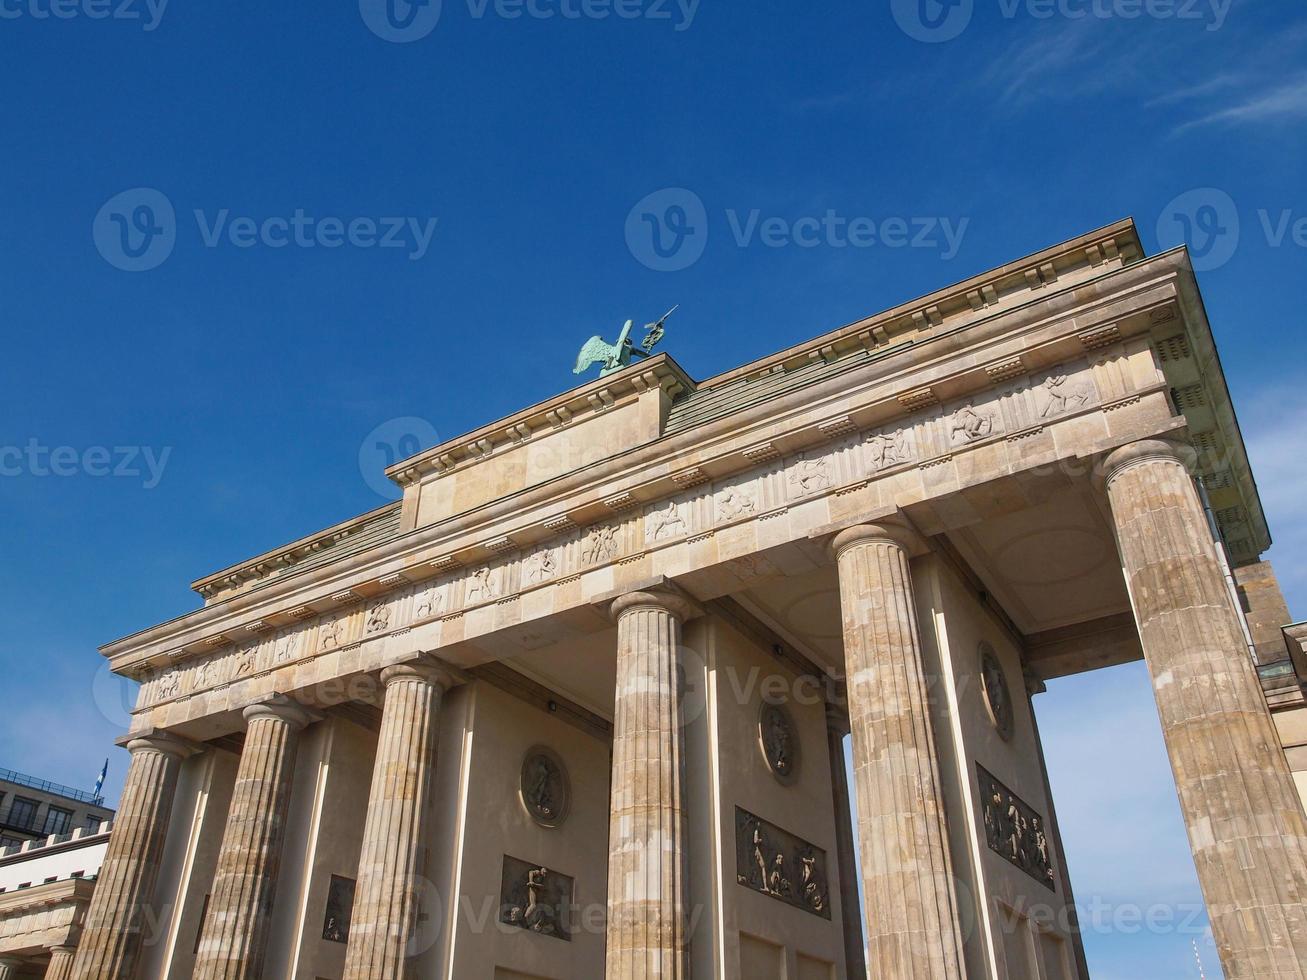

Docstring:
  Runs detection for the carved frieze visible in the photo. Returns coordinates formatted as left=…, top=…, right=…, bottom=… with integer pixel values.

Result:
left=978, top=765, right=1055, bottom=890
left=499, top=856, right=573, bottom=941
left=734, top=807, right=830, bottom=919
left=133, top=349, right=1151, bottom=716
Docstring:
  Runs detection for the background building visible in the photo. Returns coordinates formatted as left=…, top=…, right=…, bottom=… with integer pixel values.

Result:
left=0, top=771, right=114, bottom=853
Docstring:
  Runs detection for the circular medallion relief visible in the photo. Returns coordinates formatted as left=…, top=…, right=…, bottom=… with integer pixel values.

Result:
left=520, top=747, right=570, bottom=828
left=979, top=643, right=1014, bottom=741
left=758, top=701, right=800, bottom=785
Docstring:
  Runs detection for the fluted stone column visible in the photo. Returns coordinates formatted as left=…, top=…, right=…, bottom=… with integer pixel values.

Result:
left=71, top=731, right=193, bottom=980
left=832, top=523, right=965, bottom=980
left=45, top=947, right=76, bottom=980
left=826, top=705, right=867, bottom=980
left=1104, top=440, right=1307, bottom=979
left=0, top=956, right=23, bottom=980
left=606, top=588, right=697, bottom=980
left=342, top=658, right=455, bottom=980
left=193, top=695, right=315, bottom=980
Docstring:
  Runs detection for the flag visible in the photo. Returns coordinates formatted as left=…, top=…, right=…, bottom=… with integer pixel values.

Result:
left=93, top=758, right=108, bottom=800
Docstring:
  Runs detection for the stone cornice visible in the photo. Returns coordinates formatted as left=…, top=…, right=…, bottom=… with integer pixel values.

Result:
left=696, top=218, right=1142, bottom=389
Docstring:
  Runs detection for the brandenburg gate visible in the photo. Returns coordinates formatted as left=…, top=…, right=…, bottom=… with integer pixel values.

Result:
left=57, top=219, right=1307, bottom=978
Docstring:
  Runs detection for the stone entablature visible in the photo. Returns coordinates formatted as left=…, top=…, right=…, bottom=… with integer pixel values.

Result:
left=107, top=235, right=1266, bottom=741
left=182, top=221, right=1142, bottom=608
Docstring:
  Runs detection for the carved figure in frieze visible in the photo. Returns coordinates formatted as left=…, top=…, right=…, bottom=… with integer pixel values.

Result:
left=647, top=499, right=688, bottom=541
left=157, top=671, right=180, bottom=700
left=751, top=825, right=772, bottom=892
left=365, top=601, right=391, bottom=635
left=500, top=856, right=572, bottom=940
left=716, top=485, right=757, bottom=522
left=789, top=455, right=831, bottom=495
left=524, top=549, right=557, bottom=585
left=415, top=584, right=447, bottom=619
left=466, top=566, right=500, bottom=603
left=581, top=523, right=619, bottom=566
left=768, top=853, right=791, bottom=898
left=800, top=851, right=827, bottom=913
left=949, top=403, right=994, bottom=444
left=319, top=618, right=344, bottom=651
left=232, top=645, right=255, bottom=677
left=506, top=867, right=556, bottom=936
left=1037, top=374, right=1092, bottom=418
left=868, top=427, right=913, bottom=471
left=274, top=632, right=299, bottom=664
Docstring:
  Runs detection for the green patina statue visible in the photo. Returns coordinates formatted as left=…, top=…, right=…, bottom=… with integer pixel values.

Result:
left=573, top=306, right=677, bottom=377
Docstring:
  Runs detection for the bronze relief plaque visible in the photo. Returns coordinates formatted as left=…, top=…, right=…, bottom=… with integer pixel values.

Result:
left=978, top=765, right=1055, bottom=890
left=734, top=807, right=830, bottom=919
left=499, top=855, right=574, bottom=941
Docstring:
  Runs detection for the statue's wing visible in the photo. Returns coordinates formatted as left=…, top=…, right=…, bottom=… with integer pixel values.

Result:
left=574, top=335, right=611, bottom=374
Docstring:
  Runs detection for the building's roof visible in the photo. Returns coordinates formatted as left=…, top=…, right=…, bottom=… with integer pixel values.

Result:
left=0, top=768, right=106, bottom=808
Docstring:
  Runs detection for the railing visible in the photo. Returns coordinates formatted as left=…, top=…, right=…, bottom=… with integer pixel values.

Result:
left=0, top=767, right=103, bottom=805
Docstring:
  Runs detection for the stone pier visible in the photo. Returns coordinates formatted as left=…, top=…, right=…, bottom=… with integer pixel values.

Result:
left=1104, top=440, right=1307, bottom=978
left=833, top=523, right=966, bottom=979
left=70, top=732, right=192, bottom=980
left=342, top=659, right=456, bottom=980
left=192, top=696, right=315, bottom=980
left=605, top=589, right=697, bottom=980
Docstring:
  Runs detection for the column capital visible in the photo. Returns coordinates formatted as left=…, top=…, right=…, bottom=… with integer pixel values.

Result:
left=118, top=728, right=200, bottom=760
left=1100, top=438, right=1195, bottom=489
left=830, top=519, right=921, bottom=559
left=380, top=655, right=459, bottom=691
left=241, top=693, right=318, bottom=731
left=610, top=586, right=700, bottom=623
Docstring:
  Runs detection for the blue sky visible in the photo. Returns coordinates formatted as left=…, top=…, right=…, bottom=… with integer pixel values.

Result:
left=3, top=0, right=1305, bottom=975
